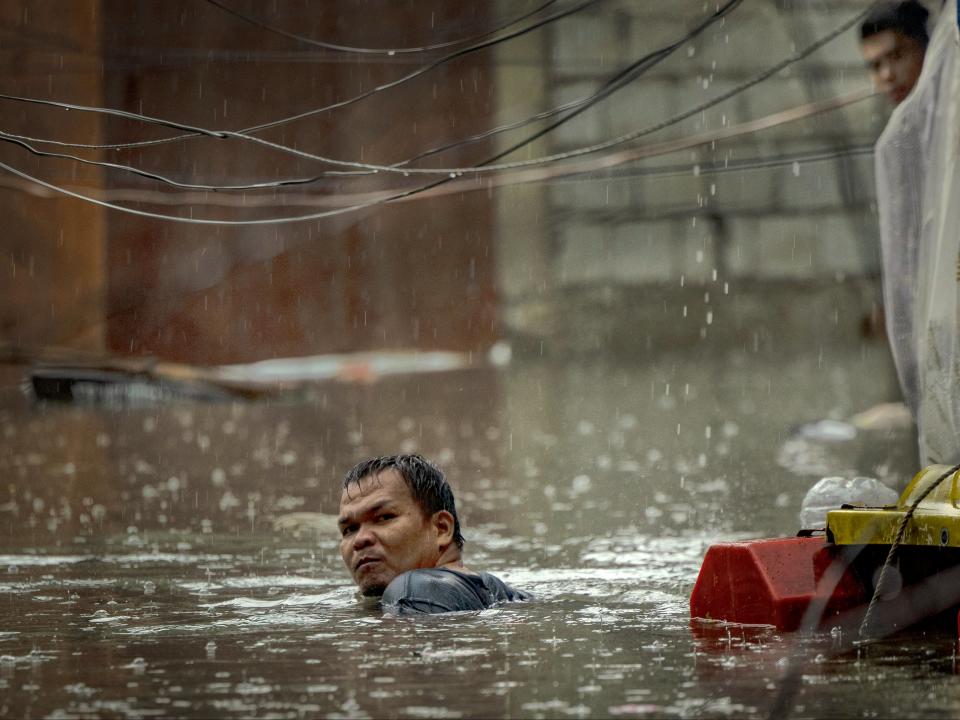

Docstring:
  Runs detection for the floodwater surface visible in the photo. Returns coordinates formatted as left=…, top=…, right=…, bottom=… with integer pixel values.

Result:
left=2, top=344, right=947, bottom=720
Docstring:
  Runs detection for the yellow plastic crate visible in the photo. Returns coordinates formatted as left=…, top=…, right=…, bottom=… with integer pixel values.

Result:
left=826, top=465, right=960, bottom=547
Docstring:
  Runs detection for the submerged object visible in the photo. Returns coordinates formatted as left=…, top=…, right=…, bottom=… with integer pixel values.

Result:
left=691, top=466, right=960, bottom=633
left=28, top=350, right=476, bottom=404
left=29, top=360, right=269, bottom=403
left=797, top=419, right=857, bottom=443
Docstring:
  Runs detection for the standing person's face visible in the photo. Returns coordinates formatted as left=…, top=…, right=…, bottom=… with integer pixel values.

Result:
left=338, top=469, right=445, bottom=596
left=861, top=29, right=926, bottom=105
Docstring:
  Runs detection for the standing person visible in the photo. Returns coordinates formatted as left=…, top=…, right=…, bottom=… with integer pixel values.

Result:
left=849, top=2, right=932, bottom=436
left=860, top=1, right=931, bottom=105
left=337, top=454, right=532, bottom=614
left=873, top=0, right=960, bottom=464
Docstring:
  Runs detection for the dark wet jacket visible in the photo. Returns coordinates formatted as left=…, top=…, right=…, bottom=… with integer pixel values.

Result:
left=381, top=567, right=531, bottom=614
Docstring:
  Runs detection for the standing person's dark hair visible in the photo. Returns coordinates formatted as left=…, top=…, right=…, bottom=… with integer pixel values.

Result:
left=859, top=1, right=930, bottom=105
left=342, top=454, right=464, bottom=549
left=861, top=1, right=931, bottom=46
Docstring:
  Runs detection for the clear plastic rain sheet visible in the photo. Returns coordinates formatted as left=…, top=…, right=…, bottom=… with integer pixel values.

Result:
left=876, top=0, right=960, bottom=464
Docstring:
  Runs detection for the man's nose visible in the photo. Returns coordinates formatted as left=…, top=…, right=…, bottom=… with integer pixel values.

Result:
left=351, top=524, right=376, bottom=551
left=879, top=62, right=894, bottom=82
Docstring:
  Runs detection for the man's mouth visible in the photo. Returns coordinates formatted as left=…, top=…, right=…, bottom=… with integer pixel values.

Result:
left=354, top=556, right=380, bottom=572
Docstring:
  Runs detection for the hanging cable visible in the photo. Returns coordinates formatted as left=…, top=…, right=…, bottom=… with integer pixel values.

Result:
left=553, top=144, right=875, bottom=184
left=0, top=142, right=876, bottom=209
left=0, top=87, right=871, bottom=225
left=0, top=0, right=730, bottom=174
left=460, top=0, right=742, bottom=171
left=399, top=0, right=741, bottom=168
left=204, top=0, right=560, bottom=55
left=0, top=0, right=604, bottom=153
left=0, top=0, right=871, bottom=177
left=0, top=0, right=741, bottom=190
left=0, top=131, right=341, bottom=191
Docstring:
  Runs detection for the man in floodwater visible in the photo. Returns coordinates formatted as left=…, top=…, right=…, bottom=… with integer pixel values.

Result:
left=859, top=1, right=930, bottom=106
left=338, top=454, right=531, bottom=614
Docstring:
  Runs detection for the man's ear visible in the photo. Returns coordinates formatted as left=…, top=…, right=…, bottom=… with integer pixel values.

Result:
left=432, top=510, right=455, bottom=549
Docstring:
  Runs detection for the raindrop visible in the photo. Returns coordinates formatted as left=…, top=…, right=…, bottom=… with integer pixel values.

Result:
left=571, top=475, right=592, bottom=495
left=792, top=161, right=801, bottom=177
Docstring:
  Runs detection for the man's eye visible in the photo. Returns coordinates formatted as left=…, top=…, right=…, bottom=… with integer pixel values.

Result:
left=341, top=526, right=355, bottom=537
left=377, top=514, right=395, bottom=522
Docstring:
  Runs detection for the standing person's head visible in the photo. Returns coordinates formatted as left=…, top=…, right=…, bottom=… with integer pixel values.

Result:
left=338, top=454, right=465, bottom=597
left=859, top=1, right=930, bottom=105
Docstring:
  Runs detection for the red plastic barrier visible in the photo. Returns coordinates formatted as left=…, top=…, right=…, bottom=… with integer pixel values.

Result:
left=690, top=536, right=868, bottom=631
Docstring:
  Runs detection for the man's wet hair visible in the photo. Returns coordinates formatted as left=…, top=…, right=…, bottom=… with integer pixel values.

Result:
left=860, top=1, right=930, bottom=47
left=342, top=454, right=465, bottom=550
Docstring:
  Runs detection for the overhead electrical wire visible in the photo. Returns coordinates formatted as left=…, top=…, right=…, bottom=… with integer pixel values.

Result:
left=453, top=0, right=742, bottom=171
left=0, top=88, right=872, bottom=226
left=0, top=0, right=872, bottom=178
left=203, top=0, right=561, bottom=55
left=0, top=0, right=605, bottom=153
left=388, top=0, right=743, bottom=171
left=0, top=0, right=742, bottom=191
left=0, top=2, right=879, bottom=223
left=0, top=144, right=876, bottom=208
left=553, top=144, right=876, bottom=185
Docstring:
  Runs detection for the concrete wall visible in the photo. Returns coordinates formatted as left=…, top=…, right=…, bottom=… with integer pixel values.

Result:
left=1, top=1, right=936, bottom=364
left=491, top=0, right=922, bottom=349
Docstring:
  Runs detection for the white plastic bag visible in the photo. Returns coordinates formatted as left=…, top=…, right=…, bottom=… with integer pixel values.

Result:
left=799, top=476, right=899, bottom=529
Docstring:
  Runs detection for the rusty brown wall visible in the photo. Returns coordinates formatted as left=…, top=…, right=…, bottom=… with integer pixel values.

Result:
left=100, top=1, right=498, bottom=365
left=0, top=1, right=106, bottom=355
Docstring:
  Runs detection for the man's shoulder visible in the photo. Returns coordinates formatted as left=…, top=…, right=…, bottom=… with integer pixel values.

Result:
left=473, top=571, right=533, bottom=603
left=382, top=568, right=484, bottom=613
left=382, top=568, right=530, bottom=614
left=385, top=568, right=465, bottom=595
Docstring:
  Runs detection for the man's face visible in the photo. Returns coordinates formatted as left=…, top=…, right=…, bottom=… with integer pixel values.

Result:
left=861, top=29, right=925, bottom=105
left=338, top=469, right=441, bottom=596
